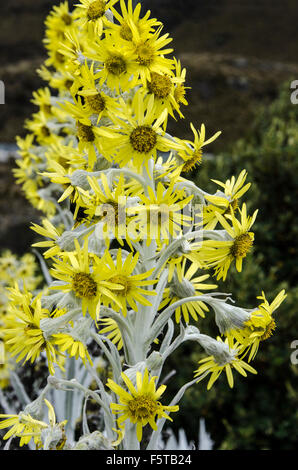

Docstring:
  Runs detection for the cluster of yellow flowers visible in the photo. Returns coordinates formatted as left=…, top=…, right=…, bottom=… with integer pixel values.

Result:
left=0, top=0, right=286, bottom=450
left=0, top=251, right=41, bottom=389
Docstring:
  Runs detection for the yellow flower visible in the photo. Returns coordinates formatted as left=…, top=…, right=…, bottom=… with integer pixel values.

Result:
left=200, top=203, right=258, bottom=280
left=25, top=111, right=58, bottom=146
left=58, top=97, right=105, bottom=169
left=31, top=218, right=64, bottom=259
left=203, top=170, right=251, bottom=229
left=100, top=249, right=156, bottom=316
left=41, top=160, right=85, bottom=217
left=194, top=337, right=257, bottom=390
left=86, top=32, right=140, bottom=92
left=129, top=26, right=174, bottom=86
left=0, top=412, right=48, bottom=447
left=50, top=239, right=123, bottom=319
left=230, top=290, right=287, bottom=361
left=107, top=368, right=179, bottom=442
left=98, top=89, right=182, bottom=171
left=0, top=400, right=67, bottom=449
left=76, top=0, right=118, bottom=36
left=3, top=287, right=58, bottom=375
left=109, top=0, right=161, bottom=42
left=131, top=180, right=193, bottom=246
left=174, top=123, right=221, bottom=173
left=141, top=69, right=186, bottom=122
left=76, top=62, right=120, bottom=121
left=99, top=317, right=123, bottom=350
left=31, top=87, right=54, bottom=117
left=52, top=333, right=93, bottom=365
left=159, top=259, right=217, bottom=323
left=78, top=173, right=134, bottom=246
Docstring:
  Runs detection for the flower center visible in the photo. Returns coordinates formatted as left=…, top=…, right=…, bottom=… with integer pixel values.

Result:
left=182, top=150, right=203, bottom=172
left=55, top=52, right=65, bottom=64
left=148, top=72, right=172, bottom=99
left=260, top=318, right=276, bottom=341
left=64, top=79, right=74, bottom=90
left=128, top=394, right=158, bottom=420
left=105, top=55, right=127, bottom=75
left=136, top=43, right=155, bottom=67
left=86, top=93, right=106, bottom=113
left=87, top=0, right=106, bottom=20
left=230, top=233, right=253, bottom=258
left=109, top=274, right=130, bottom=296
left=77, top=121, right=95, bottom=142
left=41, top=126, right=51, bottom=138
left=72, top=272, right=98, bottom=298
left=120, top=22, right=133, bottom=41
left=62, top=13, right=72, bottom=25
left=174, top=84, right=186, bottom=104
left=130, top=126, right=157, bottom=153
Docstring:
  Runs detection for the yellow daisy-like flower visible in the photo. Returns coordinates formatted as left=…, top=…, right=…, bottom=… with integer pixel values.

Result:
left=174, top=123, right=221, bottom=173
left=109, top=0, right=161, bottom=42
left=76, top=0, right=118, bottom=36
left=230, top=290, right=287, bottom=361
left=31, top=218, right=64, bottom=259
left=200, top=203, right=258, bottom=280
left=3, top=287, right=58, bottom=375
left=98, top=90, right=182, bottom=171
left=173, top=57, right=189, bottom=109
left=129, top=26, right=175, bottom=86
left=159, top=259, right=217, bottom=323
left=50, top=239, right=123, bottom=319
left=58, top=96, right=105, bottom=169
left=203, top=169, right=251, bottom=230
left=87, top=33, right=139, bottom=92
left=52, top=333, right=93, bottom=365
left=0, top=412, right=48, bottom=448
left=100, top=248, right=156, bottom=316
left=76, top=62, right=120, bottom=122
left=194, top=337, right=257, bottom=390
left=107, top=368, right=179, bottom=442
left=131, top=180, right=193, bottom=246
left=0, top=400, right=67, bottom=449
left=31, top=87, right=54, bottom=117
left=99, top=317, right=123, bottom=350
left=41, top=160, right=85, bottom=218
left=79, top=173, right=134, bottom=246
left=25, top=111, right=58, bottom=146
left=142, top=70, right=185, bottom=122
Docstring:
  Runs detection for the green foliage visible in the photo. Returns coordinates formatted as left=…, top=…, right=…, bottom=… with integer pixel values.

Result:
left=165, top=81, right=298, bottom=449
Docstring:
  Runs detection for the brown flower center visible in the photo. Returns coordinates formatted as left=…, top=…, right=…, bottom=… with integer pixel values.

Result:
left=130, top=126, right=157, bottom=153
left=182, top=150, right=203, bottom=172
left=128, top=394, right=159, bottom=420
left=77, top=121, right=95, bottom=142
left=148, top=72, right=172, bottom=99
left=230, top=233, right=253, bottom=258
left=136, top=43, right=155, bottom=67
left=260, top=318, right=276, bottom=341
left=105, top=55, right=127, bottom=75
left=72, top=272, right=98, bottom=298
left=87, top=0, right=106, bottom=20
left=86, top=93, right=106, bottom=113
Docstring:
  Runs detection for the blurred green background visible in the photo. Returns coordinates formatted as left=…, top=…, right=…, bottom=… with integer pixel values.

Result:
left=0, top=0, right=297, bottom=449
